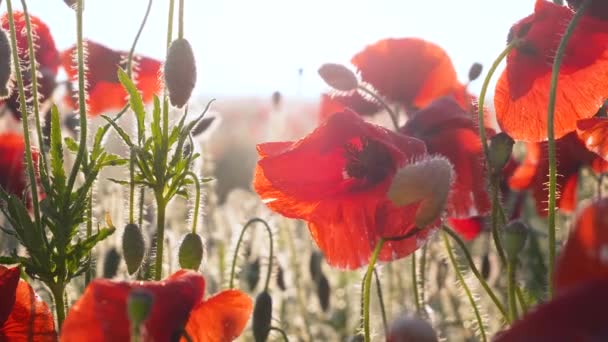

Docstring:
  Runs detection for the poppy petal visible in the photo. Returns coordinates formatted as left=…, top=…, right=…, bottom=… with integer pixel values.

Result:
left=0, top=270, right=57, bottom=341
left=0, top=266, right=20, bottom=326
left=183, top=289, right=253, bottom=342
left=61, top=270, right=205, bottom=342
left=495, top=0, right=608, bottom=142
left=351, top=38, right=461, bottom=109
left=576, top=117, right=608, bottom=160
left=318, top=92, right=381, bottom=122
left=0, top=132, right=40, bottom=200
left=448, top=217, right=484, bottom=241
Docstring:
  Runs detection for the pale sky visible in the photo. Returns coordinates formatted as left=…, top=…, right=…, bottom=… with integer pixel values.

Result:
left=9, top=0, right=535, bottom=98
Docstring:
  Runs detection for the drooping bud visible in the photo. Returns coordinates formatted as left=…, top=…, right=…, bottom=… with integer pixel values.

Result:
left=122, top=223, right=145, bottom=275
left=387, top=315, right=438, bottom=342
left=164, top=38, right=196, bottom=108
left=318, top=63, right=358, bottom=92
left=481, top=253, right=491, bottom=280
left=102, top=247, right=121, bottom=279
left=191, top=117, right=216, bottom=136
left=242, top=258, right=261, bottom=291
left=347, top=335, right=365, bottom=342
left=468, top=62, right=483, bottom=82
left=127, top=288, right=153, bottom=332
left=0, top=29, right=12, bottom=99
left=316, top=273, right=330, bottom=312
left=388, top=156, right=453, bottom=227
left=63, top=0, right=78, bottom=9
left=178, top=232, right=204, bottom=270
left=503, top=220, right=529, bottom=262
left=276, top=264, right=286, bottom=291
left=309, top=251, right=323, bottom=283
left=271, top=91, right=282, bottom=109
left=489, top=132, right=514, bottom=176
left=252, top=291, right=272, bottom=342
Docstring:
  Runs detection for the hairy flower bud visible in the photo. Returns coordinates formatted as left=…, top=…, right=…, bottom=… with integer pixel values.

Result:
left=387, top=315, right=438, bottom=342
left=252, top=291, right=272, bottom=342
left=316, top=273, right=330, bottom=312
left=489, top=132, right=514, bottom=175
left=243, top=258, right=261, bottom=291
left=503, top=220, right=529, bottom=262
left=178, top=232, right=204, bottom=270
left=276, top=264, right=286, bottom=291
left=102, top=247, right=121, bottom=279
left=318, top=63, right=358, bottom=92
left=164, top=38, right=196, bottom=108
left=0, top=29, right=12, bottom=99
left=122, top=223, right=145, bottom=275
left=468, top=62, right=483, bottom=82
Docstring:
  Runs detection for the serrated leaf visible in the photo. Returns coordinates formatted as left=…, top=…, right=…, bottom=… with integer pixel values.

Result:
left=0, top=256, right=17, bottom=264
left=64, top=136, right=79, bottom=153
left=101, top=115, right=134, bottom=147
left=50, top=105, right=66, bottom=197
left=117, top=68, right=146, bottom=144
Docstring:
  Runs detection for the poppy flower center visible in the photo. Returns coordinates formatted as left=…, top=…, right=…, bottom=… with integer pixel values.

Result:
left=344, top=137, right=395, bottom=185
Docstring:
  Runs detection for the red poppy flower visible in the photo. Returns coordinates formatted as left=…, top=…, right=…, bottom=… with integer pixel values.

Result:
left=0, top=132, right=39, bottom=199
left=568, top=0, right=608, bottom=20
left=351, top=38, right=463, bottom=110
left=448, top=217, right=484, bottom=241
left=61, top=40, right=162, bottom=116
left=61, top=270, right=252, bottom=342
left=0, top=12, right=60, bottom=120
left=254, top=109, right=437, bottom=269
left=508, top=132, right=608, bottom=215
left=576, top=117, right=608, bottom=160
left=318, top=93, right=380, bottom=122
left=0, top=266, right=57, bottom=341
left=494, top=0, right=608, bottom=142
left=401, top=97, right=491, bottom=218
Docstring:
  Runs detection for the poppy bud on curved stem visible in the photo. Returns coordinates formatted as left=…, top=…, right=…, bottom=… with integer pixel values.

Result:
left=489, top=132, right=514, bottom=176
left=316, top=273, right=331, bottom=312
left=0, top=29, right=12, bottom=99
left=388, top=156, right=454, bottom=227
left=387, top=314, right=438, bottom=342
left=318, top=63, right=359, bottom=92
left=468, top=62, right=483, bottom=82
left=103, top=247, right=121, bottom=279
left=164, top=38, right=196, bottom=108
left=229, top=218, right=274, bottom=293
left=252, top=291, right=273, bottom=342
left=127, top=288, right=154, bottom=342
left=123, top=223, right=146, bottom=275
left=178, top=232, right=204, bottom=270
left=63, top=0, right=77, bottom=9
left=503, top=220, right=529, bottom=262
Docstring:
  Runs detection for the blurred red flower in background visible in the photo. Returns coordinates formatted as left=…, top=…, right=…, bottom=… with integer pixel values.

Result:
left=351, top=38, right=463, bottom=111
left=61, top=270, right=252, bottom=342
left=401, top=97, right=491, bottom=219
left=567, top=0, right=608, bottom=20
left=576, top=117, right=608, bottom=160
left=448, top=217, right=484, bottom=241
left=508, top=132, right=608, bottom=215
left=254, top=110, right=436, bottom=269
left=0, top=266, right=57, bottom=341
left=61, top=40, right=161, bottom=116
left=0, top=12, right=60, bottom=120
left=0, top=132, right=39, bottom=200
left=496, top=198, right=608, bottom=341
left=494, top=0, right=608, bottom=142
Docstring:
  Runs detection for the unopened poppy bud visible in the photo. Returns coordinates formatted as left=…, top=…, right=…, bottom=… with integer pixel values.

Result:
left=388, top=156, right=453, bottom=227
left=318, top=63, right=358, bottom=92
left=122, top=223, right=145, bottom=275
left=178, top=232, right=204, bottom=270
left=191, top=117, right=216, bottom=136
left=127, top=288, right=153, bottom=327
left=164, top=38, right=196, bottom=108
left=309, top=251, right=323, bottom=283
left=316, top=273, right=330, bottom=312
left=252, top=291, right=272, bottom=342
left=63, top=0, right=77, bottom=9
left=348, top=335, right=364, bottom=342
left=0, top=29, right=12, bottom=99
left=468, top=62, right=483, bottom=82
left=276, top=264, right=286, bottom=291
left=503, top=220, right=529, bottom=262
left=102, top=247, right=121, bottom=279
left=481, top=253, right=491, bottom=280
left=242, top=257, right=261, bottom=291
left=387, top=315, right=438, bottom=342
left=489, top=132, right=514, bottom=175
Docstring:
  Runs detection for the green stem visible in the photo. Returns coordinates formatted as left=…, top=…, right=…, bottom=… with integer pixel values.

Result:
left=154, top=195, right=167, bottom=280
left=50, top=282, right=66, bottom=330
left=66, top=0, right=87, bottom=197
left=373, top=268, right=388, bottom=337
left=491, top=181, right=508, bottom=265
left=4, top=0, right=41, bottom=228
left=363, top=238, right=385, bottom=342
left=442, top=226, right=509, bottom=322
left=163, top=0, right=175, bottom=140
left=129, top=149, right=135, bottom=224
left=228, top=218, right=274, bottom=291
left=185, top=172, right=201, bottom=234
left=126, top=0, right=153, bottom=78
left=269, top=327, right=289, bottom=342
left=546, top=0, right=591, bottom=298
left=411, top=251, right=421, bottom=315
left=178, top=0, right=185, bottom=39
left=19, top=0, right=49, bottom=184
left=85, top=189, right=93, bottom=285
left=441, top=231, right=487, bottom=342
left=358, top=85, right=399, bottom=130
left=507, top=261, right=518, bottom=322
left=419, top=243, right=427, bottom=315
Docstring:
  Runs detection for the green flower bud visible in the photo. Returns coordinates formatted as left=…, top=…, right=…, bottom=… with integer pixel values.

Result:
left=127, top=288, right=153, bottom=327
left=316, top=273, right=330, bottom=312
left=318, top=63, right=358, bottom=92
left=164, top=38, right=196, bottom=108
left=178, top=232, right=204, bottom=270
left=387, top=315, right=438, bottom=342
left=122, top=223, right=145, bottom=275
left=503, top=220, right=529, bottom=262
left=242, top=258, right=261, bottom=291
left=468, top=62, right=483, bottom=82
left=489, top=132, right=514, bottom=175
left=252, top=291, right=272, bottom=342
left=102, top=247, right=121, bottom=279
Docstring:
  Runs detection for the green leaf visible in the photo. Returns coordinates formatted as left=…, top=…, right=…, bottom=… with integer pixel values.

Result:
left=50, top=105, right=66, bottom=197
left=151, top=95, right=162, bottom=149
left=64, top=136, right=79, bottom=153
left=117, top=68, right=146, bottom=143
left=101, top=115, right=134, bottom=147
left=0, top=256, right=17, bottom=264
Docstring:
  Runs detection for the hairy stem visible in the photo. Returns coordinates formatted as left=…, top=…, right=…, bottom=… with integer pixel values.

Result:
left=228, top=218, right=274, bottom=291
left=363, top=238, right=385, bottom=342
left=153, top=195, right=167, bottom=280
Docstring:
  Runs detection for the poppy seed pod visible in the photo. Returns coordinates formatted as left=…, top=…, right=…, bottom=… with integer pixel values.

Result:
left=468, top=62, right=483, bottom=82
left=318, top=63, right=358, bottom=92
left=122, top=223, right=145, bottom=275
left=178, top=232, right=204, bottom=270
left=0, top=29, right=12, bottom=99
left=387, top=315, right=438, bottom=342
left=503, top=220, right=529, bottom=262
left=316, top=273, right=330, bottom=312
left=127, top=288, right=153, bottom=327
left=164, top=38, right=196, bottom=108
left=102, top=247, right=121, bottom=279
left=252, top=291, right=272, bottom=342
left=489, top=132, right=514, bottom=176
